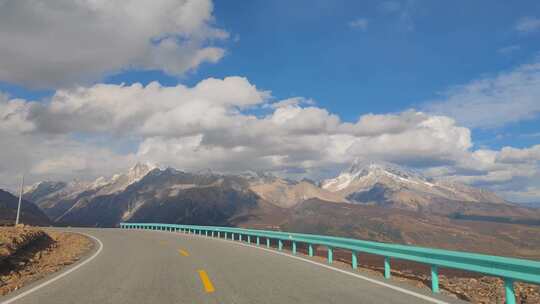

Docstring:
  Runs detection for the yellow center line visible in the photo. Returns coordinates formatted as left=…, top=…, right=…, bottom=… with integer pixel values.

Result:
left=197, top=270, right=215, bottom=293
left=178, top=249, right=189, bottom=257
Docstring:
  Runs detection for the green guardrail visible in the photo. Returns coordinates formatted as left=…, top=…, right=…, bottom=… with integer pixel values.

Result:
left=119, top=222, right=540, bottom=304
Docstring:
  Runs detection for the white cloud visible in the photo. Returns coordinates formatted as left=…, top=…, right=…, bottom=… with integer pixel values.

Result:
left=424, top=60, right=540, bottom=128
left=268, top=97, right=315, bottom=109
left=497, top=145, right=540, bottom=163
left=1, top=76, right=540, bottom=202
left=515, top=16, right=540, bottom=33
left=349, top=18, right=369, bottom=31
left=497, top=45, right=521, bottom=55
left=0, top=0, right=228, bottom=88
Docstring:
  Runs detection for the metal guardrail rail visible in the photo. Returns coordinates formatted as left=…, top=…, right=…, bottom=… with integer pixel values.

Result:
left=120, top=222, right=540, bottom=304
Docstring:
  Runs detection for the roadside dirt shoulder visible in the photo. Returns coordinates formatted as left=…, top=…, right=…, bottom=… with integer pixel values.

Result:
left=0, top=226, right=93, bottom=296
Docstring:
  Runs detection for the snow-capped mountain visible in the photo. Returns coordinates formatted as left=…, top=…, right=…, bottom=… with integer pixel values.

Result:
left=322, top=161, right=432, bottom=193
left=23, top=162, right=157, bottom=221
left=22, top=160, right=516, bottom=226
left=321, top=160, right=507, bottom=209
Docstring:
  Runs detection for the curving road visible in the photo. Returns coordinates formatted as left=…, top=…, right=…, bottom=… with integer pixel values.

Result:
left=1, top=228, right=465, bottom=304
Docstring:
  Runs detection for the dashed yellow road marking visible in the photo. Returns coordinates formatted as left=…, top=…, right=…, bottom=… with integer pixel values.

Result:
left=178, top=249, right=189, bottom=257
left=197, top=270, right=215, bottom=293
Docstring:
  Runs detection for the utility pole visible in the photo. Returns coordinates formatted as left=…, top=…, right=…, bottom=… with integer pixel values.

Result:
left=15, top=174, right=24, bottom=226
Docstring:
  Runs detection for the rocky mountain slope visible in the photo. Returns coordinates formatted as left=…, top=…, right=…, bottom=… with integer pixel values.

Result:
left=321, top=161, right=506, bottom=209
left=0, top=190, right=51, bottom=226
left=246, top=173, right=346, bottom=208
left=23, top=161, right=539, bottom=229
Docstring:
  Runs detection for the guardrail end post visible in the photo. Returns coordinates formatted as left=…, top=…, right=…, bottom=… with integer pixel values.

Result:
left=327, top=247, right=333, bottom=264
left=431, top=265, right=439, bottom=293
left=256, top=236, right=260, bottom=246
left=278, top=240, right=283, bottom=251
left=266, top=238, right=270, bottom=248
left=352, top=250, right=358, bottom=269
left=504, top=278, right=516, bottom=304
left=292, top=241, right=297, bottom=255
left=308, top=244, right=314, bottom=257
left=384, top=257, right=391, bottom=279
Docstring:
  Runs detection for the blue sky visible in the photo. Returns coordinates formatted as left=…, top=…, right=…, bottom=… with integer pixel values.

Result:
left=3, top=0, right=540, bottom=149
left=1, top=0, right=540, bottom=201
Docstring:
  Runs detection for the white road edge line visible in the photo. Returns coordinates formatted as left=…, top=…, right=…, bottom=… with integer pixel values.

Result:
left=167, top=231, right=451, bottom=304
left=0, top=232, right=104, bottom=304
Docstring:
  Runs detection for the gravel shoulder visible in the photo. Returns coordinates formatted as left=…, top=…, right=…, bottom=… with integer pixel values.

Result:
left=0, top=226, right=93, bottom=296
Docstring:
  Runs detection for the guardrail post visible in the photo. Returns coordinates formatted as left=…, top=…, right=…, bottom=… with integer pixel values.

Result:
left=205, top=230, right=208, bottom=237
left=327, top=247, right=333, bottom=264
left=278, top=240, right=283, bottom=251
left=308, top=244, right=314, bottom=257
left=292, top=241, right=297, bottom=255
left=352, top=250, right=358, bottom=269
left=256, top=236, right=260, bottom=246
left=504, top=278, right=516, bottom=304
left=384, top=257, right=391, bottom=279
left=431, top=265, right=439, bottom=293
left=247, top=235, right=251, bottom=243
left=266, top=238, right=270, bottom=248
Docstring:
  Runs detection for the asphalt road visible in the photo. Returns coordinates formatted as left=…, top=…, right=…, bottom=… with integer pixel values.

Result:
left=1, top=228, right=466, bottom=304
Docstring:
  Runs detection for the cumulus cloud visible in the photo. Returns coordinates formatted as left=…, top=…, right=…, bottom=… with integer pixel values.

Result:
left=0, top=0, right=228, bottom=88
left=1, top=75, right=540, bottom=201
left=497, top=145, right=540, bottom=163
left=424, top=60, right=540, bottom=128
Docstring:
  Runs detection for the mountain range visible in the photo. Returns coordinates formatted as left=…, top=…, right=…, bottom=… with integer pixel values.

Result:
left=0, top=189, right=51, bottom=226
left=15, top=160, right=540, bottom=258
left=22, top=161, right=538, bottom=225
